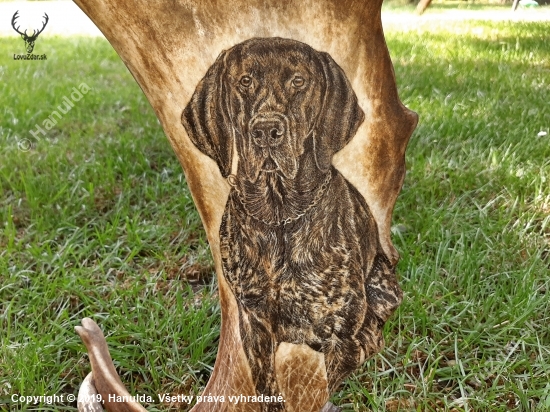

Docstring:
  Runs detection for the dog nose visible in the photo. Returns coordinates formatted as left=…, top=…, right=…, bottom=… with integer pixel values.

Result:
left=250, top=119, right=285, bottom=147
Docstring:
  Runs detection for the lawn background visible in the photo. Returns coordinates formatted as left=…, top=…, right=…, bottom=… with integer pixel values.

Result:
left=1, top=5, right=549, bottom=412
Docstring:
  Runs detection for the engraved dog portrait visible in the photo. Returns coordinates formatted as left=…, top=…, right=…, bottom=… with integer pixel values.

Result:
left=182, top=37, right=402, bottom=410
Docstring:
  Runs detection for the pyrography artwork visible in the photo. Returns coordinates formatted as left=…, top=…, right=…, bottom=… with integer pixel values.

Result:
left=182, top=37, right=402, bottom=411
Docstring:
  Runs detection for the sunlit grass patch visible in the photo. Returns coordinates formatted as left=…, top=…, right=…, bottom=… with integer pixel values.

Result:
left=335, top=19, right=549, bottom=412
left=1, top=17, right=549, bottom=412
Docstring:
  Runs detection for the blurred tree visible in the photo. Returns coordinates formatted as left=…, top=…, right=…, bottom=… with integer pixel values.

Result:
left=416, top=0, right=432, bottom=13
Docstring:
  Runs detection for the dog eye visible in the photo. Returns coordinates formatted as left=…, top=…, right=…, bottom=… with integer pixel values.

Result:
left=240, top=76, right=252, bottom=87
left=292, top=76, right=305, bottom=88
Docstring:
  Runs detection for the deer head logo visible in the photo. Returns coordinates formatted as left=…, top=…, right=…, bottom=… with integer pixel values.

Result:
left=11, top=11, right=49, bottom=54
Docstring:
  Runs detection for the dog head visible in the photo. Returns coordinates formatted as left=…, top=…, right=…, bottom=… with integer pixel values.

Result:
left=182, top=37, right=364, bottom=183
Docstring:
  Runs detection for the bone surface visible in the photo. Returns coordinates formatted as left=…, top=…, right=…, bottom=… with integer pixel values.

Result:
left=77, top=372, right=103, bottom=412
left=75, top=318, right=147, bottom=412
left=72, top=1, right=417, bottom=411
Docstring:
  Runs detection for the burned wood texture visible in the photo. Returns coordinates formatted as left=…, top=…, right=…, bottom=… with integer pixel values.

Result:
left=72, top=1, right=417, bottom=411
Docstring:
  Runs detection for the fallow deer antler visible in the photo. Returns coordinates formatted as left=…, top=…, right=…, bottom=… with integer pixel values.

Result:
left=71, top=0, right=417, bottom=409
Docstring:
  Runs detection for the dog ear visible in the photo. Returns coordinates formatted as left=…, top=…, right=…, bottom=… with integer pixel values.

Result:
left=182, top=50, right=233, bottom=178
left=313, top=52, right=365, bottom=172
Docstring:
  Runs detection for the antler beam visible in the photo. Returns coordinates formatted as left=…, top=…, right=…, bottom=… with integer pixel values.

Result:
left=72, top=1, right=417, bottom=411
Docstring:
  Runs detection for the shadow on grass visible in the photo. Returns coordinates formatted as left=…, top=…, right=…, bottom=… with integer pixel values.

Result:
left=387, top=23, right=549, bottom=159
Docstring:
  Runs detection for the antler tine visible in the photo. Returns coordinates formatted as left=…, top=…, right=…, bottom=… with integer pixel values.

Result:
left=36, top=13, right=49, bottom=36
left=11, top=10, right=25, bottom=36
left=28, top=13, right=49, bottom=39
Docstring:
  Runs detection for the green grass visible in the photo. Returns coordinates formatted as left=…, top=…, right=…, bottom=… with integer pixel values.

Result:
left=382, top=1, right=513, bottom=12
left=1, top=37, right=217, bottom=411
left=336, top=20, right=550, bottom=412
left=382, top=1, right=550, bottom=11
left=1, top=16, right=549, bottom=412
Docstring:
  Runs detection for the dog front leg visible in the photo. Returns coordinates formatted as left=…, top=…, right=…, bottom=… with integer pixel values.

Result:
left=238, top=305, right=284, bottom=412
